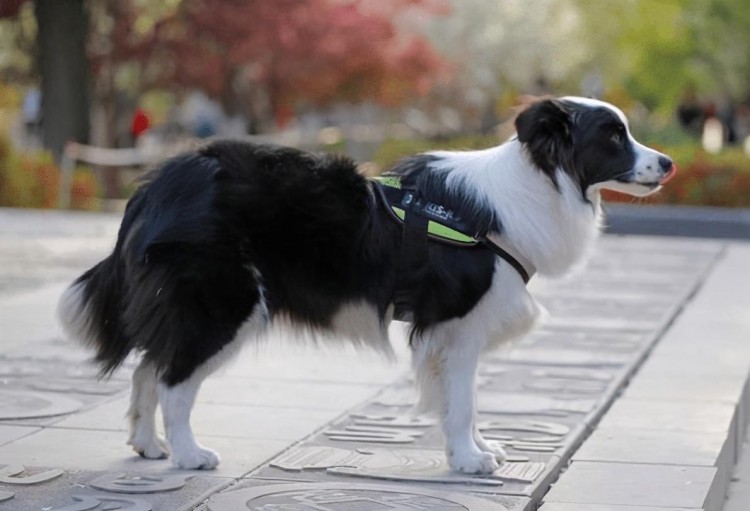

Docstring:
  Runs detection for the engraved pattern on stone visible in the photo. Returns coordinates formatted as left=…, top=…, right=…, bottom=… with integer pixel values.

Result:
left=521, top=378, right=606, bottom=394
left=48, top=495, right=101, bottom=511
left=89, top=473, right=191, bottom=493
left=477, top=419, right=570, bottom=436
left=349, top=415, right=437, bottom=428
left=547, top=337, right=639, bottom=352
left=497, top=443, right=558, bottom=453
left=0, top=491, right=13, bottom=502
left=270, top=445, right=544, bottom=486
left=324, top=425, right=423, bottom=444
left=372, top=388, right=416, bottom=407
left=496, top=349, right=628, bottom=367
left=207, top=482, right=506, bottom=510
left=477, top=393, right=596, bottom=415
left=494, top=461, right=546, bottom=483
left=478, top=366, right=509, bottom=376
left=271, top=445, right=503, bottom=485
left=531, top=368, right=613, bottom=381
left=0, top=390, right=83, bottom=419
left=0, top=464, right=64, bottom=484
left=50, top=494, right=153, bottom=511
left=271, top=445, right=370, bottom=472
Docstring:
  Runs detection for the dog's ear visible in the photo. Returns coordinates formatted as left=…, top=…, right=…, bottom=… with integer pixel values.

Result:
left=515, top=99, right=573, bottom=185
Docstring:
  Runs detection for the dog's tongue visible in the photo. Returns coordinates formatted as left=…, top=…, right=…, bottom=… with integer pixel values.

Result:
left=660, top=164, right=677, bottom=184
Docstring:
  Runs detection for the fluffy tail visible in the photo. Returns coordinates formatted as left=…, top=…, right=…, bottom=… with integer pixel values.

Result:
left=57, top=255, right=131, bottom=376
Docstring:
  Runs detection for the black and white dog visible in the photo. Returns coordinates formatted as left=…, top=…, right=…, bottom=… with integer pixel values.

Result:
left=58, top=97, right=675, bottom=474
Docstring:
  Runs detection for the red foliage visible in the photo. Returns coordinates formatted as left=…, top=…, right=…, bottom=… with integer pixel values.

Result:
left=602, top=150, right=750, bottom=208
left=0, top=0, right=28, bottom=18
left=112, top=0, right=448, bottom=122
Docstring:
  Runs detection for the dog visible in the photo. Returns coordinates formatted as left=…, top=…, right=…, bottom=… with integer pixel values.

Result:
left=58, top=97, right=675, bottom=474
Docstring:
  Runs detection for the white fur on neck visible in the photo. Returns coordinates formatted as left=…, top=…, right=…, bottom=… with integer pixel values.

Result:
left=432, top=140, right=602, bottom=278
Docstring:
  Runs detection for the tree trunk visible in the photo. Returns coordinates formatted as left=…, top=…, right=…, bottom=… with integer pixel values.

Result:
left=35, top=0, right=90, bottom=161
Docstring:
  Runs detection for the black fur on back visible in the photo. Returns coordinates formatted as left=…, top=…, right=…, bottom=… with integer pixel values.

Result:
left=68, top=140, right=499, bottom=385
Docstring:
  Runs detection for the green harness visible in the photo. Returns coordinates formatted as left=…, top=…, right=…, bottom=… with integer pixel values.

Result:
left=372, top=174, right=533, bottom=284
left=373, top=176, right=477, bottom=246
left=372, top=173, right=533, bottom=321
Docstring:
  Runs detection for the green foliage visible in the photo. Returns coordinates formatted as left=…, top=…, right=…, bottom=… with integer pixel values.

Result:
left=574, top=0, right=750, bottom=112
left=0, top=145, right=57, bottom=208
left=0, top=131, right=100, bottom=209
left=371, top=134, right=500, bottom=170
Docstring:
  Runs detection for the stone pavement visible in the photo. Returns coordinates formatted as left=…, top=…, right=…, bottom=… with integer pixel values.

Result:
left=0, top=207, right=749, bottom=511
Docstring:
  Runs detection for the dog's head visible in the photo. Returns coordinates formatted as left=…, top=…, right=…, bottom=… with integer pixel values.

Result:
left=515, top=96, right=676, bottom=198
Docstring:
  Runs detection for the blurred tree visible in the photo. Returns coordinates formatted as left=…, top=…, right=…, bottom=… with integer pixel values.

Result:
left=35, top=0, right=90, bottom=159
left=574, top=0, right=750, bottom=112
left=421, top=0, right=586, bottom=132
left=0, top=0, right=90, bottom=159
left=113, top=0, right=448, bottom=131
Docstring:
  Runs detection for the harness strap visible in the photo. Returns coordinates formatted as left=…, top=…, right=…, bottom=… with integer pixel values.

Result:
left=393, top=206, right=429, bottom=320
left=372, top=178, right=535, bottom=285
left=480, top=236, right=533, bottom=283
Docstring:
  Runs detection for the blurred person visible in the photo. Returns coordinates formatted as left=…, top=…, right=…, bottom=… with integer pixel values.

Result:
left=676, top=87, right=704, bottom=137
left=22, top=86, right=42, bottom=146
left=130, top=107, right=151, bottom=140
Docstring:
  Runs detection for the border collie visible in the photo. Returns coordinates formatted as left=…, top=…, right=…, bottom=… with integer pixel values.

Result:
left=58, top=97, right=675, bottom=474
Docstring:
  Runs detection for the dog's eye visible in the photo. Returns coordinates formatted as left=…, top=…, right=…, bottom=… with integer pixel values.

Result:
left=609, top=125, right=626, bottom=144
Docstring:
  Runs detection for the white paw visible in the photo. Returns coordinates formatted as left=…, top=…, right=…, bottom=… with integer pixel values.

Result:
left=171, top=445, right=221, bottom=470
left=475, top=437, right=508, bottom=463
left=128, top=434, right=169, bottom=460
left=448, top=448, right=500, bottom=474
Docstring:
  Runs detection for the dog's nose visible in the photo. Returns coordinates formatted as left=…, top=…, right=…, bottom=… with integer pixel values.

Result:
left=658, top=156, right=677, bottom=184
left=658, top=156, right=673, bottom=171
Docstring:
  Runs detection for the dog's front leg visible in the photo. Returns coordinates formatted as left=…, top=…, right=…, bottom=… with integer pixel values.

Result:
left=441, top=342, right=500, bottom=474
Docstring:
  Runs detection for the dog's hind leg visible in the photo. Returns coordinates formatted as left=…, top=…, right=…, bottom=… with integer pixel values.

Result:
left=127, top=359, right=168, bottom=459
left=156, top=299, right=269, bottom=470
left=157, top=367, right=219, bottom=470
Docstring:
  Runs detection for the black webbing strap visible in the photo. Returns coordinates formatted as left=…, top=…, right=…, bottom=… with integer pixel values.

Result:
left=393, top=207, right=429, bottom=319
left=479, top=238, right=531, bottom=283
left=371, top=179, right=531, bottom=318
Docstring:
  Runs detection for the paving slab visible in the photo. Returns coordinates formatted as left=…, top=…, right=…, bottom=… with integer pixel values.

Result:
left=543, top=461, right=721, bottom=510
left=573, top=427, right=731, bottom=468
left=573, top=427, right=735, bottom=500
left=0, top=208, right=119, bottom=294
left=0, top=467, right=234, bottom=511
left=624, top=373, right=748, bottom=405
left=641, top=344, right=750, bottom=378
left=197, top=376, right=382, bottom=410
left=0, top=428, right=289, bottom=478
left=53, top=396, right=344, bottom=441
left=0, top=285, right=69, bottom=352
left=596, top=398, right=737, bottom=435
left=680, top=244, right=750, bottom=319
left=0, top=425, right=41, bottom=447
left=721, top=410, right=750, bottom=510
left=540, top=505, right=699, bottom=511
left=205, top=480, right=530, bottom=511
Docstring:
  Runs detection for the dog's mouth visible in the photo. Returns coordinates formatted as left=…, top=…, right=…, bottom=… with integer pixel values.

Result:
left=659, top=163, right=677, bottom=184
left=633, top=164, right=678, bottom=189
